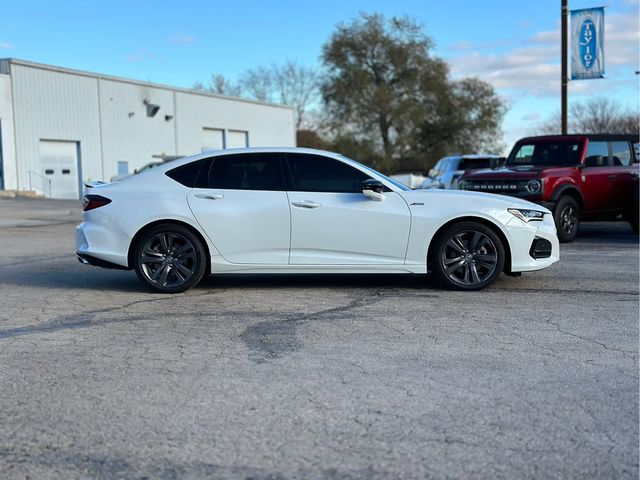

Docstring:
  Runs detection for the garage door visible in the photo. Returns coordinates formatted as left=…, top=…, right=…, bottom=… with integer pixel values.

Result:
left=202, top=128, right=225, bottom=151
left=39, top=140, right=80, bottom=199
left=227, top=130, right=248, bottom=148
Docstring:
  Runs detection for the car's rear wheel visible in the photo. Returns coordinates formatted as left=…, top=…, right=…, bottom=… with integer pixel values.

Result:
left=133, top=224, right=207, bottom=293
left=554, top=196, right=580, bottom=243
left=430, top=221, right=505, bottom=291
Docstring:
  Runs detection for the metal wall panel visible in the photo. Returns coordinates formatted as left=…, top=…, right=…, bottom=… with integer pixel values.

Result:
left=98, top=79, right=176, bottom=179
left=11, top=64, right=102, bottom=189
left=0, top=74, right=16, bottom=190
left=175, top=92, right=295, bottom=156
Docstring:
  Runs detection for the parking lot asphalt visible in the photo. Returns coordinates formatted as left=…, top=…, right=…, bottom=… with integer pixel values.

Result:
left=0, top=197, right=638, bottom=479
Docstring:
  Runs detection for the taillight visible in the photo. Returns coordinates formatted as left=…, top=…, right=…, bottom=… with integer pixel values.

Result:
left=83, top=194, right=111, bottom=211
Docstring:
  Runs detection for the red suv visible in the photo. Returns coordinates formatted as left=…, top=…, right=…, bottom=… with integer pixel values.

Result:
left=459, top=135, right=639, bottom=242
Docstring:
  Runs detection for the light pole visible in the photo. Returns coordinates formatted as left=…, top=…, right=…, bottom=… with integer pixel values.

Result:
left=561, top=0, right=569, bottom=135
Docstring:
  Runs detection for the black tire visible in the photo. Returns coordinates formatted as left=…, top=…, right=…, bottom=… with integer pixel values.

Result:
left=430, top=221, right=505, bottom=291
left=133, top=224, right=207, bottom=293
left=553, top=196, right=580, bottom=243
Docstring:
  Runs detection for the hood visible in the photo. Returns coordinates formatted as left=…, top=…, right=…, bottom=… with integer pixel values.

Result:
left=399, top=188, right=551, bottom=214
left=464, top=165, right=545, bottom=180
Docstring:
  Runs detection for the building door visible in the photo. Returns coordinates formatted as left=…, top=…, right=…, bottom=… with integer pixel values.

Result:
left=226, top=130, right=248, bottom=148
left=202, top=128, right=225, bottom=152
left=39, top=140, right=80, bottom=199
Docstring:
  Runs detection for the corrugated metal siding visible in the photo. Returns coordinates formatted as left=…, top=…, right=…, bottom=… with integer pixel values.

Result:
left=175, top=92, right=295, bottom=155
left=0, top=74, right=16, bottom=190
left=99, top=79, right=176, bottom=175
left=11, top=64, right=102, bottom=188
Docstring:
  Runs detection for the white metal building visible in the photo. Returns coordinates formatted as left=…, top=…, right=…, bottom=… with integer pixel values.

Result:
left=0, top=59, right=295, bottom=199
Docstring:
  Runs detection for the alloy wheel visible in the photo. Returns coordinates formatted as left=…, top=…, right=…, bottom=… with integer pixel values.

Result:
left=441, top=230, right=499, bottom=287
left=560, top=205, right=577, bottom=235
left=139, top=232, right=197, bottom=288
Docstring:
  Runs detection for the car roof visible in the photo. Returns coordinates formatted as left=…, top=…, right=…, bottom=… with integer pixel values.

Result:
left=516, top=134, right=639, bottom=143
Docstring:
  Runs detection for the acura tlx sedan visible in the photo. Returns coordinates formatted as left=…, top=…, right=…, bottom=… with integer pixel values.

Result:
left=76, top=148, right=559, bottom=293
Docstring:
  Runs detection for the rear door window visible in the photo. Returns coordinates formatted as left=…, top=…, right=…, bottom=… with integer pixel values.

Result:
left=195, top=154, right=285, bottom=191
left=610, top=141, right=632, bottom=166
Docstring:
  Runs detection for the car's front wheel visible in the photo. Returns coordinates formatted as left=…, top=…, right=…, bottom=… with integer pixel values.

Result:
left=430, top=221, right=505, bottom=290
left=133, top=224, right=207, bottom=293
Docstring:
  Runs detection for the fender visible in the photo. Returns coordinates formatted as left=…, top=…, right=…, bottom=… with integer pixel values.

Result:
left=550, top=183, right=584, bottom=207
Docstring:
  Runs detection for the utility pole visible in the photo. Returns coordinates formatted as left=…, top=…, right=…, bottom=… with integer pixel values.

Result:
left=561, top=0, right=569, bottom=134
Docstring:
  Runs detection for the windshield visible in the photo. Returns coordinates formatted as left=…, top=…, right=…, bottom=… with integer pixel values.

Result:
left=341, top=155, right=412, bottom=191
left=507, top=141, right=581, bottom=166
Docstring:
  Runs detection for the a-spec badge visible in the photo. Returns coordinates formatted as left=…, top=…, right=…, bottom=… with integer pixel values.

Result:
left=410, top=202, right=424, bottom=206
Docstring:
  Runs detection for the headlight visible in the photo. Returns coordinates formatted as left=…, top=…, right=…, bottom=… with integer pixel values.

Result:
left=508, top=208, right=545, bottom=222
left=525, top=179, right=542, bottom=194
left=459, top=180, right=468, bottom=190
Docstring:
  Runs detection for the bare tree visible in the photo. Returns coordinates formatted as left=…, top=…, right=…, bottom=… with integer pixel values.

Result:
left=273, top=61, right=320, bottom=130
left=240, top=61, right=319, bottom=129
left=193, top=74, right=242, bottom=97
left=535, top=97, right=639, bottom=135
left=195, top=62, right=319, bottom=130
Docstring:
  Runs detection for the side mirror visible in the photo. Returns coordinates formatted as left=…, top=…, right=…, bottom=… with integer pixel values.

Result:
left=362, top=179, right=386, bottom=202
left=585, top=156, right=605, bottom=167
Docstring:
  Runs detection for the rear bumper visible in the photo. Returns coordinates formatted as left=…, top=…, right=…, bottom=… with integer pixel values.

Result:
left=76, top=216, right=131, bottom=268
left=76, top=252, right=129, bottom=270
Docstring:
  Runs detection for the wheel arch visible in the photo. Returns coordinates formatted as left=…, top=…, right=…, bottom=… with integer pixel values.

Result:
left=550, top=184, right=584, bottom=210
left=427, top=216, right=513, bottom=274
left=127, top=219, right=212, bottom=274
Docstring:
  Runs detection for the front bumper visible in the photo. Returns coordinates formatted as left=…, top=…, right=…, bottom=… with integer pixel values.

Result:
left=505, top=212, right=560, bottom=272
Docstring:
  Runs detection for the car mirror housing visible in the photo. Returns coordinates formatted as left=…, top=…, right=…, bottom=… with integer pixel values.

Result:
left=362, top=179, right=386, bottom=202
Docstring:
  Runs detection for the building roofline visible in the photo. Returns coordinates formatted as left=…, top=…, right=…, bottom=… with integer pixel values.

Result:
left=0, top=57, right=294, bottom=111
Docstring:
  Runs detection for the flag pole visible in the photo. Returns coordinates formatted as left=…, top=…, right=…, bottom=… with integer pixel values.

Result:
left=561, top=0, right=568, bottom=134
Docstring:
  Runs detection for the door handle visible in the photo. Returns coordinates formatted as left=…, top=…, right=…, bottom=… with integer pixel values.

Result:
left=291, top=200, right=320, bottom=209
left=607, top=175, right=617, bottom=180
left=194, top=193, right=224, bottom=200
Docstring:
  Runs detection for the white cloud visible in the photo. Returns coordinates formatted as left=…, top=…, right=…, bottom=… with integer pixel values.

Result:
left=167, top=33, right=195, bottom=45
left=0, top=42, right=15, bottom=49
left=521, top=112, right=541, bottom=122
left=448, top=8, right=639, bottom=97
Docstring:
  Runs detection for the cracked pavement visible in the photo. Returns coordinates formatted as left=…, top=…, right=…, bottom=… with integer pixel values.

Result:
left=0, top=197, right=638, bottom=479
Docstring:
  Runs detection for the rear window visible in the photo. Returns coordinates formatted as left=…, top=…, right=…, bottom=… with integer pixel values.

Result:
left=507, top=141, right=581, bottom=166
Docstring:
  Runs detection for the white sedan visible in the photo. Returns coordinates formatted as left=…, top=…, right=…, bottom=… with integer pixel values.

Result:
left=76, top=148, right=559, bottom=293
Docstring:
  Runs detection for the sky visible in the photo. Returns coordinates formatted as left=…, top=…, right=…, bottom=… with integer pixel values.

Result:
left=0, top=0, right=638, bottom=153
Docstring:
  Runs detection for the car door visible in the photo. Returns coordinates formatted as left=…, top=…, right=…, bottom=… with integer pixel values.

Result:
left=581, top=140, right=616, bottom=213
left=187, top=153, right=290, bottom=264
left=609, top=140, right=636, bottom=211
left=285, top=153, right=411, bottom=265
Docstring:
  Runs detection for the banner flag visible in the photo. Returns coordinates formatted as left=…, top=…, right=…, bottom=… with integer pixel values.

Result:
left=571, top=7, right=605, bottom=80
